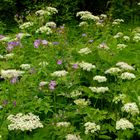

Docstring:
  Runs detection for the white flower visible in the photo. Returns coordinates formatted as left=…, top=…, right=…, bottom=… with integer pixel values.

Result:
left=1, top=69, right=24, bottom=79
left=113, top=94, right=126, bottom=104
left=7, top=113, right=43, bottom=131
left=19, top=22, right=34, bottom=29
left=96, top=22, right=104, bottom=27
left=4, top=53, right=14, bottom=59
left=74, top=98, right=90, bottom=106
left=123, top=36, right=130, bottom=41
left=20, top=64, right=31, bottom=70
left=84, top=122, right=100, bottom=134
left=78, top=47, right=92, bottom=54
left=100, top=14, right=107, bottom=19
left=79, top=61, right=95, bottom=71
left=66, top=134, right=82, bottom=140
left=56, top=122, right=70, bottom=127
left=35, top=10, right=49, bottom=16
left=81, top=14, right=99, bottom=21
left=112, top=19, right=124, bottom=25
left=46, top=7, right=58, bottom=14
left=117, top=44, right=127, bottom=50
left=116, top=62, right=135, bottom=71
left=0, top=55, right=4, bottom=59
left=76, top=11, right=91, bottom=17
left=105, top=67, right=121, bottom=74
left=97, top=43, right=110, bottom=50
left=0, top=36, right=11, bottom=42
left=79, top=21, right=88, bottom=27
left=116, top=118, right=134, bottom=130
left=138, top=2, right=140, bottom=5
left=89, top=87, right=109, bottom=93
left=121, top=102, right=139, bottom=115
left=36, top=26, right=52, bottom=34
left=39, top=81, right=48, bottom=87
left=133, top=35, right=140, bottom=42
left=45, top=22, right=56, bottom=28
left=93, top=75, right=107, bottom=83
left=120, top=72, right=136, bottom=80
left=113, top=32, right=123, bottom=39
left=51, top=70, right=68, bottom=77
left=70, top=90, right=82, bottom=98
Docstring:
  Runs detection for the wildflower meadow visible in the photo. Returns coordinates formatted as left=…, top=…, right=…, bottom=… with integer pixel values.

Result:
left=0, top=4, right=140, bottom=140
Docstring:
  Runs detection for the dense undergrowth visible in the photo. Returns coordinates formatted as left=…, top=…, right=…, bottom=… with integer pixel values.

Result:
left=0, top=6, right=140, bottom=140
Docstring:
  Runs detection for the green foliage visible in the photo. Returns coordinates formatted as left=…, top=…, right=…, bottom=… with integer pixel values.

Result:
left=0, top=7, right=140, bottom=140
left=108, top=0, right=140, bottom=22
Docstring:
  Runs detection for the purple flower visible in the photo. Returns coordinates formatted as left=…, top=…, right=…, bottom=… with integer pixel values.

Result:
left=3, top=100, right=8, bottom=106
left=52, top=42, right=59, bottom=45
left=49, top=81, right=56, bottom=90
left=57, top=60, right=62, bottom=65
left=7, top=41, right=20, bottom=52
left=10, top=77, right=18, bottom=84
left=13, top=101, right=17, bottom=106
left=8, top=41, right=20, bottom=46
left=42, top=40, right=48, bottom=45
left=34, top=39, right=41, bottom=48
left=72, top=64, right=78, bottom=69
left=82, top=33, right=87, bottom=37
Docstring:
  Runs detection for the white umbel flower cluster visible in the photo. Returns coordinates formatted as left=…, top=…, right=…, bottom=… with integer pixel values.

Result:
left=0, top=54, right=3, bottom=59
left=66, top=134, right=82, bottom=140
left=93, top=75, right=107, bottom=83
left=74, top=98, right=90, bottom=106
left=51, top=70, right=68, bottom=77
left=117, top=44, right=127, bottom=50
left=113, top=32, right=123, bottom=39
left=123, top=36, right=130, bottom=41
left=89, top=87, right=109, bottom=93
left=56, top=122, right=70, bottom=127
left=1, top=69, right=24, bottom=79
left=46, top=7, right=58, bottom=15
left=113, top=94, right=126, bottom=104
left=76, top=11, right=99, bottom=21
left=121, top=102, right=139, bottom=115
left=112, top=19, right=124, bottom=25
left=79, top=21, right=88, bottom=27
left=120, top=72, right=136, bottom=80
left=78, top=47, right=92, bottom=54
left=116, top=62, right=135, bottom=71
left=97, top=43, right=110, bottom=50
left=105, top=67, right=121, bottom=75
left=19, top=22, right=34, bottom=29
left=4, top=53, right=14, bottom=59
left=35, top=10, right=49, bottom=16
left=79, top=61, right=95, bottom=71
left=7, top=113, right=43, bottom=131
left=70, top=90, right=82, bottom=98
left=45, top=22, right=56, bottom=28
left=133, top=35, right=140, bottom=42
left=36, top=26, right=52, bottom=34
left=84, top=122, right=100, bottom=134
left=39, top=81, right=48, bottom=87
left=20, top=64, right=31, bottom=70
left=116, top=118, right=134, bottom=130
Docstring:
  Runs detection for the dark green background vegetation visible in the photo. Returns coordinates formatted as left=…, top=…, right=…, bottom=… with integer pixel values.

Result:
left=0, top=0, right=140, bottom=32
